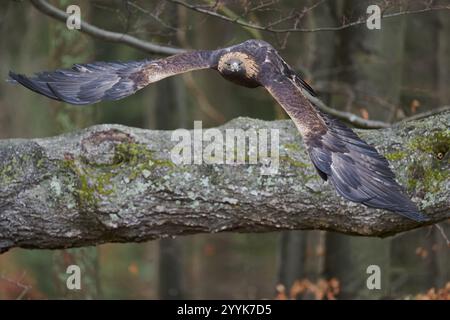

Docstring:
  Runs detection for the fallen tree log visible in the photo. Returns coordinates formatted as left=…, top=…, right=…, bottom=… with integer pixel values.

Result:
left=0, top=111, right=448, bottom=253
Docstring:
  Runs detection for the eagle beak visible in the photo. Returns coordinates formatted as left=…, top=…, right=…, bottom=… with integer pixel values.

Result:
left=225, top=59, right=243, bottom=72
left=230, top=62, right=240, bottom=72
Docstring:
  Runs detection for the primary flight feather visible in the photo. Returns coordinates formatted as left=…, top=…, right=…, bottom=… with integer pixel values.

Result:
left=8, top=39, right=427, bottom=222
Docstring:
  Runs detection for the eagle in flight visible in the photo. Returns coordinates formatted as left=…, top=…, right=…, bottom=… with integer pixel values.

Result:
left=9, top=39, right=427, bottom=222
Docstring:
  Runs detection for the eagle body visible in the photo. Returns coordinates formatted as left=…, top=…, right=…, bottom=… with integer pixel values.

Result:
left=8, top=39, right=428, bottom=222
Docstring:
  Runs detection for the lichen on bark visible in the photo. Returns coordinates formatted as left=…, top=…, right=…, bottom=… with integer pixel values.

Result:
left=0, top=112, right=449, bottom=253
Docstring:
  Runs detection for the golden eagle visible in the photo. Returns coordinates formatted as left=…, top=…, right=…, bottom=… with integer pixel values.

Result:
left=9, top=39, right=427, bottom=221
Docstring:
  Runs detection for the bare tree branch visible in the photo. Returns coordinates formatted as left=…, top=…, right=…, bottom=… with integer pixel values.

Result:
left=400, top=106, right=450, bottom=123
left=303, top=90, right=390, bottom=129
left=0, top=112, right=448, bottom=253
left=0, top=273, right=32, bottom=300
left=168, top=0, right=450, bottom=33
left=29, top=0, right=186, bottom=55
left=126, top=1, right=180, bottom=32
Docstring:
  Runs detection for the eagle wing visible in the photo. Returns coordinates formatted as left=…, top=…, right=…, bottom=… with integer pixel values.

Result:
left=9, top=50, right=215, bottom=105
left=261, top=71, right=427, bottom=222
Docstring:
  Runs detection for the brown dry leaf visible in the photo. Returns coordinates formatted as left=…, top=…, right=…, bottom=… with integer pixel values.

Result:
left=128, top=262, right=139, bottom=275
left=329, top=278, right=340, bottom=296
left=360, top=108, right=370, bottom=120
left=203, top=243, right=216, bottom=256
left=280, top=278, right=341, bottom=300
left=415, top=246, right=428, bottom=259
left=316, top=245, right=325, bottom=257
left=275, top=283, right=287, bottom=300
left=315, top=279, right=327, bottom=300
left=415, top=282, right=450, bottom=300
left=289, top=280, right=306, bottom=299
left=410, top=99, right=421, bottom=113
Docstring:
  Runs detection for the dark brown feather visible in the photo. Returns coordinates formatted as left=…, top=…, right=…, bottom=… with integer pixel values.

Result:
left=261, top=69, right=427, bottom=221
left=9, top=51, right=215, bottom=105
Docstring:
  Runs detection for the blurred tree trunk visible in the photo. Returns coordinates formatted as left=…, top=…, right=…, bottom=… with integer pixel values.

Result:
left=277, top=232, right=307, bottom=289
left=332, top=0, right=406, bottom=122
left=158, top=238, right=184, bottom=299
left=0, top=1, right=53, bottom=138
left=153, top=7, right=187, bottom=300
left=324, top=0, right=407, bottom=299
left=50, top=0, right=99, bottom=299
left=437, top=10, right=450, bottom=106
left=400, top=10, right=440, bottom=117
left=309, top=0, right=338, bottom=104
left=432, top=11, right=450, bottom=288
left=155, top=78, right=187, bottom=299
left=389, top=10, right=449, bottom=298
left=277, top=0, right=337, bottom=293
left=325, top=235, right=392, bottom=299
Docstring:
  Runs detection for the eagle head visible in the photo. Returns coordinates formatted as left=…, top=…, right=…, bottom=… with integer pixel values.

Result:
left=223, top=58, right=244, bottom=73
left=218, top=52, right=259, bottom=81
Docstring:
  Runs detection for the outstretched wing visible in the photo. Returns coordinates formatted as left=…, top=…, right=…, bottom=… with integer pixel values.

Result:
left=261, top=72, right=427, bottom=222
left=9, top=50, right=215, bottom=105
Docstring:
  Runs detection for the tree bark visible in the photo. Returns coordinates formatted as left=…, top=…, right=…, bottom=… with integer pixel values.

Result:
left=0, top=112, right=448, bottom=253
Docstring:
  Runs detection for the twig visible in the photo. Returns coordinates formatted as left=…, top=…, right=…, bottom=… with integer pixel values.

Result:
left=168, top=0, right=450, bottom=33
left=29, top=0, right=186, bottom=55
left=126, top=1, right=180, bottom=32
left=400, top=106, right=450, bottom=123
left=303, top=91, right=390, bottom=129
left=0, top=273, right=32, bottom=300
left=434, top=224, right=450, bottom=247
